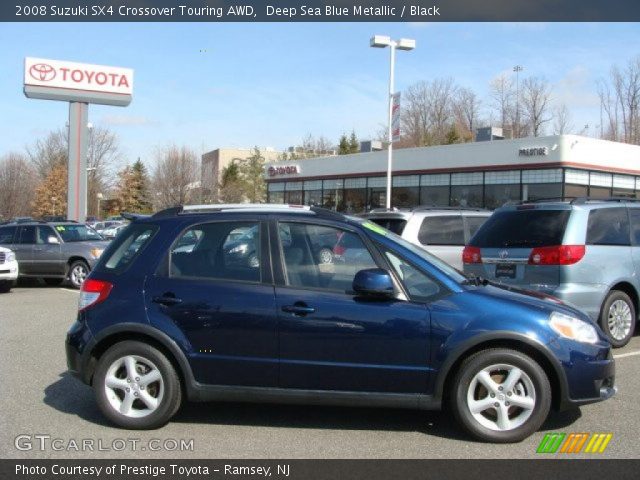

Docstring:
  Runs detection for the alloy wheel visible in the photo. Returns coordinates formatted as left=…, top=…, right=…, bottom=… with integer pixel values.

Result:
left=608, top=299, right=633, bottom=341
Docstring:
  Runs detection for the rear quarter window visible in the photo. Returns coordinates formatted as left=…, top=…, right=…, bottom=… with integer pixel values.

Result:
left=367, top=218, right=407, bottom=235
left=471, top=209, right=570, bottom=247
left=586, top=207, right=630, bottom=246
left=101, top=224, right=158, bottom=272
left=418, top=216, right=464, bottom=245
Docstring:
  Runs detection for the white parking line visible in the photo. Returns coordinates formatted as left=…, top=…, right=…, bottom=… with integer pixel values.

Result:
left=59, top=288, right=79, bottom=294
left=613, top=350, right=640, bottom=359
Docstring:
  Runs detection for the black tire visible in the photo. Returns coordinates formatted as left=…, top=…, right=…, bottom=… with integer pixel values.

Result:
left=93, top=341, right=182, bottom=429
left=43, top=278, right=64, bottom=286
left=0, top=281, right=11, bottom=293
left=67, top=260, right=90, bottom=289
left=599, top=290, right=636, bottom=348
left=450, top=348, right=551, bottom=443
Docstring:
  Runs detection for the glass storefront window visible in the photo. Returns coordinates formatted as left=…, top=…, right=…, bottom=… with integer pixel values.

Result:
left=343, top=188, right=367, bottom=213
left=284, top=191, right=303, bottom=204
left=269, top=191, right=285, bottom=204
left=484, top=184, right=521, bottom=209
left=420, top=186, right=450, bottom=206
left=588, top=186, right=611, bottom=198
left=564, top=184, right=588, bottom=198
left=522, top=183, right=562, bottom=202
left=392, top=187, right=419, bottom=208
left=322, top=189, right=343, bottom=211
left=304, top=190, right=322, bottom=206
left=368, top=188, right=386, bottom=209
left=451, top=185, right=483, bottom=208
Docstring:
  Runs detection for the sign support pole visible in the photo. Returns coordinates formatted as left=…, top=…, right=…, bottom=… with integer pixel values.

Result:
left=67, top=101, right=89, bottom=223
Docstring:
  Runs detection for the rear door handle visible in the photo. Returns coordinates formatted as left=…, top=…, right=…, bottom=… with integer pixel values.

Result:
left=282, top=304, right=315, bottom=315
left=152, top=295, right=183, bottom=306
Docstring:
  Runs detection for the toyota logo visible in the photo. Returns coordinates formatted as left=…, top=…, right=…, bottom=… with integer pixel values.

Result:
left=29, top=63, right=56, bottom=82
left=499, top=250, right=509, bottom=259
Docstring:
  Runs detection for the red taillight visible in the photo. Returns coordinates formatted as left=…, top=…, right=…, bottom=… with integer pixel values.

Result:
left=462, top=246, right=483, bottom=264
left=79, top=279, right=113, bottom=311
left=528, top=245, right=585, bottom=266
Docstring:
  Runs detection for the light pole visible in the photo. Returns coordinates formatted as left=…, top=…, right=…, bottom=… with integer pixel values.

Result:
left=371, top=35, right=415, bottom=209
left=513, top=65, right=523, bottom=138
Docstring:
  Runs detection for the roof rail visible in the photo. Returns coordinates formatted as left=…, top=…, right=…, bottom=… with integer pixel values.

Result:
left=309, top=206, right=346, bottom=220
left=570, top=196, right=640, bottom=205
left=121, top=212, right=150, bottom=221
left=152, top=206, right=183, bottom=218
left=411, top=205, right=488, bottom=212
left=515, top=197, right=570, bottom=205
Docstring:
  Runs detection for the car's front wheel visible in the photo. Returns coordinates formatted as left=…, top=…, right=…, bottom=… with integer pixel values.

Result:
left=451, top=348, right=551, bottom=443
left=68, top=260, right=89, bottom=289
left=93, top=341, right=182, bottom=429
left=599, top=290, right=636, bottom=348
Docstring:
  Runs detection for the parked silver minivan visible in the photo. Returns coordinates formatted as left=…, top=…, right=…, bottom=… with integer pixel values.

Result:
left=463, top=198, right=640, bottom=347
left=362, top=207, right=491, bottom=270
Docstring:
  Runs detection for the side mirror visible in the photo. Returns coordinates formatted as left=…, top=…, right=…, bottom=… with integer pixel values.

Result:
left=47, top=236, right=60, bottom=245
left=353, top=268, right=395, bottom=298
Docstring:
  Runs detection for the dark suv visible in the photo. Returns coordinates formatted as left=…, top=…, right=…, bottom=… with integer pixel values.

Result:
left=66, top=205, right=616, bottom=443
left=0, top=221, right=109, bottom=288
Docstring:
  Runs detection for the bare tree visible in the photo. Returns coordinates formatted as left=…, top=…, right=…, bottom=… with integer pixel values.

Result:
left=489, top=74, right=514, bottom=133
left=0, top=153, right=38, bottom=220
left=453, top=87, right=481, bottom=141
left=552, top=104, right=574, bottom=135
left=598, top=79, right=620, bottom=141
left=521, top=76, right=552, bottom=137
left=152, top=145, right=199, bottom=209
left=611, top=56, right=640, bottom=144
left=26, top=129, right=67, bottom=179
left=401, top=78, right=458, bottom=147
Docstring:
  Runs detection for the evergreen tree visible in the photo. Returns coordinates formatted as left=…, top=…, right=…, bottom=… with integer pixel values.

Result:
left=131, top=159, right=152, bottom=212
left=338, top=134, right=350, bottom=154
left=218, top=161, right=245, bottom=203
left=348, top=130, right=359, bottom=153
left=238, top=147, right=266, bottom=203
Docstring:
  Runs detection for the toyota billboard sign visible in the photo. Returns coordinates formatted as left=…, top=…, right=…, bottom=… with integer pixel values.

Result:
left=24, top=57, right=133, bottom=106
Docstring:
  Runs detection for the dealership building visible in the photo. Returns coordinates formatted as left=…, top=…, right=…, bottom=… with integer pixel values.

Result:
left=264, top=135, right=640, bottom=212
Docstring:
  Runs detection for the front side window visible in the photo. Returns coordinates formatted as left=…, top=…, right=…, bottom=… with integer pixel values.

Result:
left=171, top=222, right=261, bottom=283
left=278, top=223, right=377, bottom=292
left=385, top=251, right=441, bottom=302
left=17, top=226, right=37, bottom=244
left=418, top=216, right=465, bottom=246
left=587, top=207, right=630, bottom=246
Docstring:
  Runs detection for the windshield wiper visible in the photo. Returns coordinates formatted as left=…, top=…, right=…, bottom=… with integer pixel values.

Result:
left=462, top=275, right=490, bottom=286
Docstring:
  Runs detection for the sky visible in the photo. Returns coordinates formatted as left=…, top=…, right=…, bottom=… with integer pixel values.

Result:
left=1, top=22, right=639, bottom=169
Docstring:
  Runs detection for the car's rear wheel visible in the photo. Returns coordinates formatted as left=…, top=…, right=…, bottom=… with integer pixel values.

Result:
left=450, top=348, right=551, bottom=443
left=93, top=341, right=182, bottom=429
left=68, top=260, right=89, bottom=289
left=599, top=290, right=636, bottom=348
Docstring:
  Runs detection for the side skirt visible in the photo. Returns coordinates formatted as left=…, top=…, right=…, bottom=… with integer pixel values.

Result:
left=189, top=384, right=441, bottom=410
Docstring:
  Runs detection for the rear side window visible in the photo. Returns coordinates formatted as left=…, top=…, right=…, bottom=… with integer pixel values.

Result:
left=17, top=226, right=37, bottom=244
left=471, top=210, right=570, bottom=248
left=0, top=226, right=17, bottom=244
left=170, top=222, right=261, bottom=283
left=418, top=216, right=464, bottom=246
left=103, top=224, right=158, bottom=272
left=368, top=218, right=407, bottom=235
left=629, top=208, right=640, bottom=245
left=587, top=207, right=630, bottom=246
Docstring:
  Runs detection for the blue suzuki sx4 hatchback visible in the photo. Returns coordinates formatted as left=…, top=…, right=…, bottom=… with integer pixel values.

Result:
left=66, top=205, right=616, bottom=443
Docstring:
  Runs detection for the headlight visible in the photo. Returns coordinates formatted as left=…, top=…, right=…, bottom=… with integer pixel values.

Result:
left=549, top=311, right=599, bottom=344
left=90, top=248, right=104, bottom=259
left=229, top=244, right=248, bottom=254
left=5, top=252, right=15, bottom=263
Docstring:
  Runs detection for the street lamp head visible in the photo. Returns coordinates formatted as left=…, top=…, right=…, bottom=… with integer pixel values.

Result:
left=397, top=38, right=416, bottom=51
left=370, top=35, right=392, bottom=48
left=513, top=65, right=523, bottom=73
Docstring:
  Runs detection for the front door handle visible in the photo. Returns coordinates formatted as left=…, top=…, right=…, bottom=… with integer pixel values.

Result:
left=152, top=294, right=183, bottom=306
left=282, top=304, right=315, bottom=316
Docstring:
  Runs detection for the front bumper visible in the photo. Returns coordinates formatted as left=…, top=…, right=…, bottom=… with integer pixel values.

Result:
left=558, top=347, right=616, bottom=410
left=0, top=261, right=19, bottom=281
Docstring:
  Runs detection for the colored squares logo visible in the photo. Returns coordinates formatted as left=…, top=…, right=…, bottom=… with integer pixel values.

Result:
left=537, top=433, right=613, bottom=454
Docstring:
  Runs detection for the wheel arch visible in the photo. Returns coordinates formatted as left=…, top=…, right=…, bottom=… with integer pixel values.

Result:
left=435, top=333, right=566, bottom=411
left=84, top=323, right=197, bottom=400
left=605, top=281, right=638, bottom=316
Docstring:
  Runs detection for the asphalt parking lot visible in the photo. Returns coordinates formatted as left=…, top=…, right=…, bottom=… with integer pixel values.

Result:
left=1, top=283, right=639, bottom=459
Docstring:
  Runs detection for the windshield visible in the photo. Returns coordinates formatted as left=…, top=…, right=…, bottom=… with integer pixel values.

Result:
left=353, top=218, right=467, bottom=284
left=54, top=224, right=103, bottom=242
